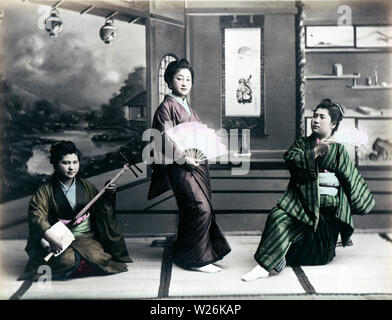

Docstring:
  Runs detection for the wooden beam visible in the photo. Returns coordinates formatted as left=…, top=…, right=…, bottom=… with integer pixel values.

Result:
left=185, top=6, right=298, bottom=16
left=80, top=5, right=94, bottom=15
left=105, top=10, right=119, bottom=20
left=53, top=0, right=64, bottom=9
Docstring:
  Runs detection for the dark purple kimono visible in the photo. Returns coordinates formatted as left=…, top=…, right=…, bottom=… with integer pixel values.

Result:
left=148, top=95, right=231, bottom=268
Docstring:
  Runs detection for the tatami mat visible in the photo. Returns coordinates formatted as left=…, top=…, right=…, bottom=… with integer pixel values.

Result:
left=0, top=240, right=29, bottom=299
left=3, top=238, right=163, bottom=300
left=302, top=233, right=392, bottom=294
left=168, top=236, right=305, bottom=298
left=1, top=233, right=392, bottom=299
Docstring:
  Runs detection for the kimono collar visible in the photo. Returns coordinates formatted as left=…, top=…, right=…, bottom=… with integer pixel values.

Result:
left=311, top=134, right=333, bottom=173
left=306, top=133, right=318, bottom=150
left=51, top=174, right=87, bottom=220
left=168, top=93, right=191, bottom=116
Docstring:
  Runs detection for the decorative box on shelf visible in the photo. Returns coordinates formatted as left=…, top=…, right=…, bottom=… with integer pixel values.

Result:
left=306, top=63, right=360, bottom=81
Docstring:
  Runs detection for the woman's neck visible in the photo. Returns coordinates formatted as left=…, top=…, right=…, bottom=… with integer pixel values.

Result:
left=314, top=132, right=332, bottom=140
left=171, top=92, right=186, bottom=100
left=59, top=177, right=74, bottom=188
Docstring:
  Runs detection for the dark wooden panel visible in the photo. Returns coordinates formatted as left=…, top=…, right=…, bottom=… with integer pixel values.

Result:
left=372, top=194, right=392, bottom=212
left=360, top=170, right=392, bottom=179
left=116, top=182, right=173, bottom=211
left=117, top=214, right=178, bottom=236
left=114, top=212, right=392, bottom=236
left=209, top=169, right=290, bottom=178
left=116, top=169, right=392, bottom=212
left=212, top=178, right=288, bottom=190
left=366, top=180, right=392, bottom=192
left=213, top=193, right=280, bottom=210
left=212, top=178, right=391, bottom=193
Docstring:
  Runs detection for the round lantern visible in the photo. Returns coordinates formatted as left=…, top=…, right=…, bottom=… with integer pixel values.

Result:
left=99, top=19, right=117, bottom=44
left=44, top=9, right=63, bottom=37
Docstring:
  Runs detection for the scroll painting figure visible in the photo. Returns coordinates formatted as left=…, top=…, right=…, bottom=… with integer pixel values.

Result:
left=19, top=141, right=131, bottom=281
left=148, top=59, right=231, bottom=273
left=242, top=99, right=375, bottom=281
left=236, top=75, right=253, bottom=104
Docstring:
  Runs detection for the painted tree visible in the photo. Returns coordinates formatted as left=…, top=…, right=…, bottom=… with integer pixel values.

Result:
left=98, top=66, right=146, bottom=125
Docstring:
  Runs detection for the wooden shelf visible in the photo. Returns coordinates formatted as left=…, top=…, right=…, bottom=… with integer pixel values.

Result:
left=346, top=85, right=392, bottom=90
left=305, top=48, right=392, bottom=53
left=305, top=74, right=360, bottom=80
left=304, top=108, right=392, bottom=119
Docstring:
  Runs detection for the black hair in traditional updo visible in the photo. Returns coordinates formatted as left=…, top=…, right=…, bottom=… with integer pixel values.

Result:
left=164, top=58, right=194, bottom=89
left=314, top=98, right=345, bottom=135
left=49, top=140, right=82, bottom=166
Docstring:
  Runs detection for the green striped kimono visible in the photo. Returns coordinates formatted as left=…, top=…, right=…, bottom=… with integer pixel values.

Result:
left=254, top=134, right=375, bottom=272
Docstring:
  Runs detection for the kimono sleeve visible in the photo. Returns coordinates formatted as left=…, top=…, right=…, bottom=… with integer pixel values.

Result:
left=334, top=144, right=375, bottom=215
left=284, top=138, right=317, bottom=183
left=85, top=181, right=115, bottom=222
left=87, top=181, right=132, bottom=262
left=152, top=104, right=186, bottom=164
left=28, top=185, right=52, bottom=236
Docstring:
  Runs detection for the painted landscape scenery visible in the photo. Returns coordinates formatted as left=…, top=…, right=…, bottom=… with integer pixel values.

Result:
left=0, top=2, right=147, bottom=202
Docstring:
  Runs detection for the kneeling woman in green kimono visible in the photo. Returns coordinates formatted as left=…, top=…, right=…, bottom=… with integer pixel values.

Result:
left=19, top=141, right=131, bottom=281
left=242, top=99, right=375, bottom=281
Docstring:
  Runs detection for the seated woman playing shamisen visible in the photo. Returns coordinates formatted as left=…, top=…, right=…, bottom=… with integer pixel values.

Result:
left=19, top=141, right=131, bottom=281
left=242, top=98, right=375, bottom=281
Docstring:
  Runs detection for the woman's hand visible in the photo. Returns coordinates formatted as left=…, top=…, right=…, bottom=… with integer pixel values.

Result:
left=105, top=182, right=117, bottom=194
left=314, top=139, right=333, bottom=158
left=43, top=229, right=63, bottom=254
left=183, top=156, right=199, bottom=171
left=184, top=156, right=199, bottom=167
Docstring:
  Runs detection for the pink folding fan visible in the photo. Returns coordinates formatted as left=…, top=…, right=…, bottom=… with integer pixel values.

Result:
left=165, top=122, right=228, bottom=161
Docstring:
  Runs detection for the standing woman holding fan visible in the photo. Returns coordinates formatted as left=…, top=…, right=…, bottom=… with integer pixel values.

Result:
left=148, top=58, right=231, bottom=273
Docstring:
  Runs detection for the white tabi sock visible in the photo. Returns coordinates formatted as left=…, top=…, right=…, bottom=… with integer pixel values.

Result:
left=191, top=264, right=222, bottom=273
left=241, top=264, right=269, bottom=281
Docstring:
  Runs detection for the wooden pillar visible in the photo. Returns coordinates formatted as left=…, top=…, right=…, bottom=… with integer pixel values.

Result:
left=295, top=1, right=306, bottom=138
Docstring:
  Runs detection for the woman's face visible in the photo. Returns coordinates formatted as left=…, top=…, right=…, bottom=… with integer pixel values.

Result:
left=171, top=68, right=192, bottom=98
left=311, top=108, right=336, bottom=138
left=55, top=153, right=80, bottom=182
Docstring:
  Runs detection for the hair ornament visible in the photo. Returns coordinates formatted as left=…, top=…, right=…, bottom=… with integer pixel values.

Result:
left=332, top=102, right=345, bottom=115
